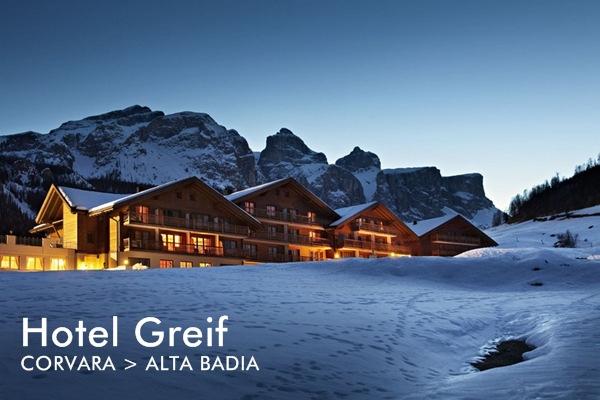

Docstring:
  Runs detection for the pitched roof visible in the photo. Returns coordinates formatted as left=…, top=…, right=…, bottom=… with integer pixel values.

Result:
left=330, top=201, right=378, bottom=227
left=225, top=178, right=288, bottom=202
left=407, top=211, right=459, bottom=236
left=57, top=186, right=132, bottom=211
left=41, top=176, right=261, bottom=228
left=225, top=177, right=339, bottom=217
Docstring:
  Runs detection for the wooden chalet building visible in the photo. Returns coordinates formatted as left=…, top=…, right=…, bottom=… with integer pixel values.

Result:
left=408, top=213, right=498, bottom=256
left=27, top=177, right=260, bottom=269
left=0, top=176, right=498, bottom=271
left=225, top=178, right=339, bottom=262
left=329, top=202, right=419, bottom=258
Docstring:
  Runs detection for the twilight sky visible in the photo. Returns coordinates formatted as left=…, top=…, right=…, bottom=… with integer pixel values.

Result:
left=1, top=0, right=599, bottom=210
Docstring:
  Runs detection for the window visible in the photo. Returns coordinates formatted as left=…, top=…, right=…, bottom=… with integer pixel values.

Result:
left=50, top=258, right=66, bottom=271
left=161, top=233, right=182, bottom=251
left=243, top=244, right=257, bottom=257
left=160, top=259, right=174, bottom=268
left=268, top=247, right=279, bottom=257
left=307, top=211, right=316, bottom=223
left=198, top=262, right=212, bottom=268
left=288, top=208, right=297, bottom=220
left=180, top=261, right=193, bottom=268
left=1, top=255, right=19, bottom=269
left=309, top=231, right=316, bottom=239
left=267, top=225, right=278, bottom=238
left=134, top=205, right=150, bottom=223
left=266, top=205, right=277, bottom=217
left=192, top=236, right=212, bottom=253
left=244, top=201, right=255, bottom=215
left=26, top=257, right=43, bottom=270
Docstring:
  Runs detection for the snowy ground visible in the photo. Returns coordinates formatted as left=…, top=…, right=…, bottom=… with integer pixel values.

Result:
left=1, top=245, right=599, bottom=399
left=487, top=205, right=600, bottom=249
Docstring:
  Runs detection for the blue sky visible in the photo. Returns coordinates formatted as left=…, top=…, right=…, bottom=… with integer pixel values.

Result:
left=1, top=0, right=599, bottom=210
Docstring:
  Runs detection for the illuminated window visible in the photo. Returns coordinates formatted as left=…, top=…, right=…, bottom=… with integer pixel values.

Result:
left=135, top=205, right=150, bottom=223
left=50, top=258, right=66, bottom=271
left=160, top=233, right=182, bottom=251
left=192, top=236, right=212, bottom=253
left=159, top=259, right=174, bottom=268
left=198, top=262, right=212, bottom=268
left=180, top=261, right=192, bottom=268
left=1, top=256, right=19, bottom=269
left=244, top=201, right=255, bottom=215
left=266, top=205, right=277, bottom=217
left=309, top=231, right=316, bottom=239
left=307, top=211, right=316, bottom=223
left=26, top=257, right=43, bottom=270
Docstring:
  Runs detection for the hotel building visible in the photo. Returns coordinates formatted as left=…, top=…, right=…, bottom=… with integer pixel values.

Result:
left=0, top=176, right=496, bottom=271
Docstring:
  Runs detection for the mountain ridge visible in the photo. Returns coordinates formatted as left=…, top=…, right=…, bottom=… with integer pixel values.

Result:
left=0, top=105, right=498, bottom=234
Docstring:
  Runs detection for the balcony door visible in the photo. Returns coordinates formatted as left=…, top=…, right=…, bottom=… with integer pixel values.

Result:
left=192, top=235, right=213, bottom=254
left=161, top=232, right=182, bottom=252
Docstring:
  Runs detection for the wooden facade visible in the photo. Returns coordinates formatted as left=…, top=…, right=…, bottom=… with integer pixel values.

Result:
left=410, top=214, right=498, bottom=256
left=226, top=178, right=339, bottom=262
left=0, top=176, right=497, bottom=271
left=329, top=202, right=419, bottom=258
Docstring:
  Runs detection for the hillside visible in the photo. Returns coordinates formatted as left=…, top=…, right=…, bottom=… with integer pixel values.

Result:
left=487, top=205, right=600, bottom=249
left=508, top=161, right=600, bottom=222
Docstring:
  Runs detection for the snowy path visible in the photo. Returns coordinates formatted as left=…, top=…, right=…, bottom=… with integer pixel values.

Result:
left=0, top=248, right=599, bottom=399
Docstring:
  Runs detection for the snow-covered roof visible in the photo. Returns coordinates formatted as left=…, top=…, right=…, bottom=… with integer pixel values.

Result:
left=407, top=209, right=461, bottom=236
left=88, top=177, right=194, bottom=214
left=225, top=178, right=288, bottom=202
left=330, top=201, right=378, bottom=227
left=58, top=186, right=132, bottom=211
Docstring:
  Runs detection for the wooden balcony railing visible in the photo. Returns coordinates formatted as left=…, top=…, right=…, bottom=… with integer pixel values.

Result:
left=242, top=250, right=323, bottom=263
left=338, top=238, right=411, bottom=254
left=122, top=238, right=242, bottom=258
left=248, top=231, right=331, bottom=247
left=15, top=236, right=42, bottom=246
left=350, top=221, right=397, bottom=235
left=251, top=208, right=329, bottom=226
left=125, top=212, right=250, bottom=236
left=431, top=233, right=481, bottom=246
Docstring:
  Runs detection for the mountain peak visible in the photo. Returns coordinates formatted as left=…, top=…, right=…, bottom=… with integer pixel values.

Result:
left=258, top=128, right=328, bottom=167
left=336, top=146, right=381, bottom=172
left=83, top=105, right=155, bottom=122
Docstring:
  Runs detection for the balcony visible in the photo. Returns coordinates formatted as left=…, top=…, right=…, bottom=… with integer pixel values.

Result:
left=250, top=208, right=328, bottom=226
left=248, top=231, right=331, bottom=247
left=125, top=212, right=250, bottom=236
left=242, top=250, right=322, bottom=263
left=431, top=233, right=481, bottom=246
left=122, top=238, right=242, bottom=258
left=350, top=221, right=397, bottom=235
left=15, top=236, right=43, bottom=246
left=338, top=238, right=411, bottom=254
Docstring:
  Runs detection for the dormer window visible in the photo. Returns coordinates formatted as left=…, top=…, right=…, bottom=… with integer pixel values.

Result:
left=244, top=201, right=255, bottom=215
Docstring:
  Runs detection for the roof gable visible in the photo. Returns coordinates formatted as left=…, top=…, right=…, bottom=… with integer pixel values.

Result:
left=331, top=201, right=418, bottom=239
left=226, top=177, right=339, bottom=218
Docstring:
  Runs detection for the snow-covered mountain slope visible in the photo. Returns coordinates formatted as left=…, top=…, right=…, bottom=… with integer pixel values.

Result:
left=486, top=205, right=600, bottom=249
left=1, top=249, right=599, bottom=399
left=0, top=105, right=498, bottom=232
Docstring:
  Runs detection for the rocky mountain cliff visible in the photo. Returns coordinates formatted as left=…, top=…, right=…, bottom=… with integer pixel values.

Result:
left=0, top=105, right=498, bottom=234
